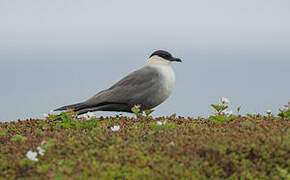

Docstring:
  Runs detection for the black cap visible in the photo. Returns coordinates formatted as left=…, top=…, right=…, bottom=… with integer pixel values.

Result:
left=150, top=50, right=182, bottom=62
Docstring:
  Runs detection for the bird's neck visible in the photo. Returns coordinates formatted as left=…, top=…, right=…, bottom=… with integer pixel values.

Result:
left=147, top=55, right=171, bottom=67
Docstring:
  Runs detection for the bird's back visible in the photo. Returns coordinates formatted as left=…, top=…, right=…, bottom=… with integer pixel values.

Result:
left=84, top=65, right=168, bottom=111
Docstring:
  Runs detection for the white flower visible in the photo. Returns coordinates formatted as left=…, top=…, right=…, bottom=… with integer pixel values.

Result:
left=157, top=121, right=163, bottom=125
left=111, top=125, right=120, bottom=132
left=26, top=151, right=38, bottom=162
left=168, top=141, right=175, bottom=146
left=221, top=97, right=230, bottom=104
left=266, top=110, right=272, bottom=114
left=156, top=120, right=167, bottom=126
left=43, top=113, right=49, bottom=118
left=37, top=146, right=45, bottom=156
left=224, top=110, right=233, bottom=116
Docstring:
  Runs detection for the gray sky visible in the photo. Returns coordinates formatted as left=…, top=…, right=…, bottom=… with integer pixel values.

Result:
left=0, top=0, right=289, bottom=121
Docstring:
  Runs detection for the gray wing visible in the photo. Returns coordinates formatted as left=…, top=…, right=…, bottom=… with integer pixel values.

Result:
left=82, top=66, right=161, bottom=111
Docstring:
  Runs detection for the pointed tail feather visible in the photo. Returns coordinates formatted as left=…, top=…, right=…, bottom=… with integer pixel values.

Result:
left=54, top=101, right=130, bottom=117
left=54, top=102, right=87, bottom=112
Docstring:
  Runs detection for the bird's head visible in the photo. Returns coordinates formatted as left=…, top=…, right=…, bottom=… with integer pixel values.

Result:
left=147, top=50, right=182, bottom=66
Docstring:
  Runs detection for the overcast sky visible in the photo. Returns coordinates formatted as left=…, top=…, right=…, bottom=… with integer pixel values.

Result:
left=0, top=0, right=289, bottom=121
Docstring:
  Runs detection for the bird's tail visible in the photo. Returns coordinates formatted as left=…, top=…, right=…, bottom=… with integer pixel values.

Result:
left=54, top=102, right=87, bottom=112
left=49, top=103, right=86, bottom=121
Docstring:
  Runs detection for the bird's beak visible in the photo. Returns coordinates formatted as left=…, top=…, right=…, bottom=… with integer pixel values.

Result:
left=171, top=57, right=182, bottom=62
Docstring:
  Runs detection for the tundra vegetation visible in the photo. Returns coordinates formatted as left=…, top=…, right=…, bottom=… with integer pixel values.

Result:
left=0, top=100, right=289, bottom=179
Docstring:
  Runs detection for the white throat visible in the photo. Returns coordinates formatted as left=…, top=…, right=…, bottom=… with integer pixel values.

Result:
left=147, top=55, right=171, bottom=67
left=146, top=55, right=176, bottom=96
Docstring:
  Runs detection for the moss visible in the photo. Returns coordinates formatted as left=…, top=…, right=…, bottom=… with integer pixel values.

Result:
left=0, top=114, right=289, bottom=179
left=11, top=134, right=27, bottom=143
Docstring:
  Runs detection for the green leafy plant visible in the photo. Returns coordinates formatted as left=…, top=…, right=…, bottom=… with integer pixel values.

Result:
left=53, top=111, right=78, bottom=130
left=131, top=105, right=154, bottom=119
left=237, top=106, right=241, bottom=114
left=209, top=97, right=236, bottom=125
left=48, top=110, right=100, bottom=130
left=131, top=105, right=143, bottom=118
left=209, top=115, right=228, bottom=125
left=12, top=134, right=27, bottom=143
left=275, top=166, right=289, bottom=179
left=1, top=105, right=289, bottom=179
left=0, top=129, right=7, bottom=136
left=246, top=113, right=257, bottom=118
left=210, top=104, right=229, bottom=115
left=277, top=102, right=290, bottom=120
left=144, top=109, right=154, bottom=117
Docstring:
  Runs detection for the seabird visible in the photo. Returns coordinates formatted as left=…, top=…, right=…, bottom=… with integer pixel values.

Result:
left=54, top=50, right=181, bottom=114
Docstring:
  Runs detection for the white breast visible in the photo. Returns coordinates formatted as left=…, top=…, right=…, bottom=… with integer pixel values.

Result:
left=149, top=64, right=176, bottom=95
left=146, top=55, right=176, bottom=98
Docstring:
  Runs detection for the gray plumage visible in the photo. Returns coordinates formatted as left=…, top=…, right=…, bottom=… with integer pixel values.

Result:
left=54, top=50, right=181, bottom=115
left=55, top=66, right=166, bottom=114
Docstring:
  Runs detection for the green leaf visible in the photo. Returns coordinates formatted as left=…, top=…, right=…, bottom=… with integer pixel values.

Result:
left=220, top=105, right=228, bottom=111
left=170, top=113, right=176, bottom=119
left=247, top=113, right=254, bottom=118
left=209, top=115, right=229, bottom=125
left=144, top=109, right=154, bottom=116
left=210, top=104, right=219, bottom=111
left=211, top=104, right=228, bottom=112
left=131, top=106, right=140, bottom=114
